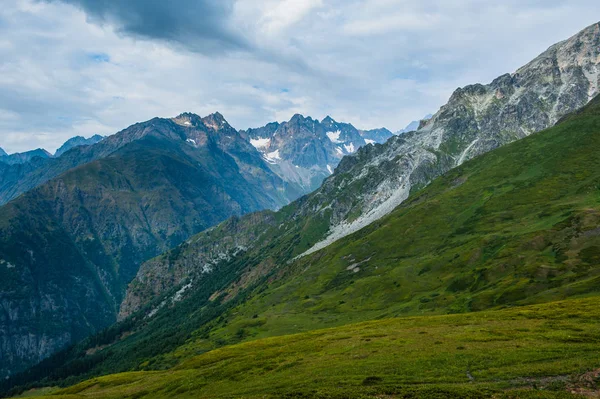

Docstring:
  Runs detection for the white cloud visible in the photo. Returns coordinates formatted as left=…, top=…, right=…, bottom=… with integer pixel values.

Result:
left=0, top=0, right=599, bottom=153
left=255, top=0, right=324, bottom=34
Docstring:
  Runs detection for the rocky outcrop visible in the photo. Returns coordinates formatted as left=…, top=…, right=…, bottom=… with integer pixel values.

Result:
left=119, top=211, right=278, bottom=319
left=299, top=20, right=600, bottom=256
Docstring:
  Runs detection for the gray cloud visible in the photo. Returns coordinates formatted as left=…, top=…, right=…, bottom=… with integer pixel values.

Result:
left=43, top=0, right=248, bottom=53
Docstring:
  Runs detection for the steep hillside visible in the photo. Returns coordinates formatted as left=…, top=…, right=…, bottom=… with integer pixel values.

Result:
left=0, top=113, right=301, bottom=378
left=301, top=21, right=600, bottom=255
left=7, top=91, right=600, bottom=397
left=121, top=22, right=600, bottom=318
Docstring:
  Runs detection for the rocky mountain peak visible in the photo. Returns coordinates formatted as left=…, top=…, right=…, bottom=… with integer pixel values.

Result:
left=289, top=113, right=313, bottom=126
left=172, top=112, right=203, bottom=128
left=202, top=112, right=230, bottom=131
left=321, top=115, right=336, bottom=125
left=0, top=147, right=7, bottom=157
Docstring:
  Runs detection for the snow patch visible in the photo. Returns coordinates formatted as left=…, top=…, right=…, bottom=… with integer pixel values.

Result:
left=327, top=164, right=334, bottom=174
left=263, top=149, right=282, bottom=164
left=186, top=138, right=197, bottom=147
left=344, top=143, right=356, bottom=153
left=336, top=146, right=344, bottom=155
left=365, top=139, right=376, bottom=145
left=250, top=137, right=271, bottom=150
left=183, top=121, right=192, bottom=126
left=326, top=130, right=342, bottom=143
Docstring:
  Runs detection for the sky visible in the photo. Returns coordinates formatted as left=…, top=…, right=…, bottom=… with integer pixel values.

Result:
left=0, top=0, right=599, bottom=153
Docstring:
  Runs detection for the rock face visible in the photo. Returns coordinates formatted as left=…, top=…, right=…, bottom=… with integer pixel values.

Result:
left=54, top=135, right=105, bottom=157
left=240, top=115, right=369, bottom=192
left=121, top=21, right=600, bottom=318
left=0, top=112, right=300, bottom=378
left=0, top=148, right=6, bottom=157
left=300, top=20, right=600, bottom=256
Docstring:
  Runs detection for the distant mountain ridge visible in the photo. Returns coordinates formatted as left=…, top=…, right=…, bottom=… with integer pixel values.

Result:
left=0, top=117, right=388, bottom=206
left=358, top=127, right=394, bottom=144
left=0, top=135, right=104, bottom=166
left=240, top=115, right=389, bottom=192
left=54, top=134, right=105, bottom=157
left=0, top=148, right=52, bottom=165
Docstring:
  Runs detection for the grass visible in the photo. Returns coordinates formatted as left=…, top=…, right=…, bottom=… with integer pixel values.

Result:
left=23, top=296, right=600, bottom=398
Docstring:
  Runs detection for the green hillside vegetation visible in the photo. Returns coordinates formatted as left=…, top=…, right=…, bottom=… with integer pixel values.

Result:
left=199, top=93, right=600, bottom=343
left=5, top=95, right=600, bottom=397
left=19, top=297, right=600, bottom=398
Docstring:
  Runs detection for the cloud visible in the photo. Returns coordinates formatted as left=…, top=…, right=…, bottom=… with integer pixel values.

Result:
left=42, top=0, right=248, bottom=53
left=1, top=0, right=600, bottom=153
left=258, top=0, right=324, bottom=34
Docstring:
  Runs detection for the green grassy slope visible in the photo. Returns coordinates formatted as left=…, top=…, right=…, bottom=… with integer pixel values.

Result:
left=23, top=297, right=600, bottom=398
left=193, top=94, right=600, bottom=346
left=6, top=96, right=600, bottom=397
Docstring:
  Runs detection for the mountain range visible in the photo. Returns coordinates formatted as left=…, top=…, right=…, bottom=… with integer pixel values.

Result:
left=0, top=135, right=104, bottom=166
left=0, top=111, right=391, bottom=378
left=240, top=115, right=392, bottom=193
left=0, top=20, right=599, bottom=399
